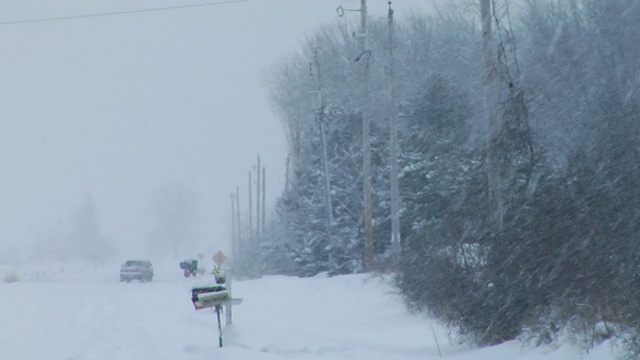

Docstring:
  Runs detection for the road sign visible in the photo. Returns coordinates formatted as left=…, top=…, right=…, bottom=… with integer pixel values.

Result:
left=213, top=251, right=227, bottom=267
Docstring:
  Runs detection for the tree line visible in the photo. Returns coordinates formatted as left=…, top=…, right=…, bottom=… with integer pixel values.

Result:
left=235, top=0, right=640, bottom=355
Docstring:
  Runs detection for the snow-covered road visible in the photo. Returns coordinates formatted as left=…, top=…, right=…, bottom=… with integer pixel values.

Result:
left=1, top=277, right=206, bottom=359
left=0, top=261, right=615, bottom=360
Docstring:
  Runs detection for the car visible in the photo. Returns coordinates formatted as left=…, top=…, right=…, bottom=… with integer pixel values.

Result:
left=120, top=260, right=154, bottom=282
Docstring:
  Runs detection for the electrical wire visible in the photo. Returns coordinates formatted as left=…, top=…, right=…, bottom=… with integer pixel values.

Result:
left=0, top=0, right=258, bottom=26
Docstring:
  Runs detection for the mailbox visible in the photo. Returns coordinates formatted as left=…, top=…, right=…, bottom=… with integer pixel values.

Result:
left=191, top=286, right=229, bottom=310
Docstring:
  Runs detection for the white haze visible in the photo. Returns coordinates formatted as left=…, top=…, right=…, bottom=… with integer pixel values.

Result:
left=0, top=0, right=438, bottom=262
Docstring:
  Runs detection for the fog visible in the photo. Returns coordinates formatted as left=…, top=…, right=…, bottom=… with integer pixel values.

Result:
left=0, top=0, right=434, bottom=262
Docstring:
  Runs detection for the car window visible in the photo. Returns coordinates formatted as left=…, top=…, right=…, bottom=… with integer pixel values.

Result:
left=125, top=260, right=149, bottom=267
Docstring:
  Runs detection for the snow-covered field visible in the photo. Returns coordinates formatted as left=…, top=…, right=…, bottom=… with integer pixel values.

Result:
left=0, top=260, right=616, bottom=360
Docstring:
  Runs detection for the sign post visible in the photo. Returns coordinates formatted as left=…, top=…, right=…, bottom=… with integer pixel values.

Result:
left=215, top=305, right=223, bottom=348
left=212, top=251, right=235, bottom=326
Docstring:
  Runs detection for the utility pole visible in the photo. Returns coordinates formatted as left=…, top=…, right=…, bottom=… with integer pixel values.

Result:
left=294, top=107, right=302, bottom=209
left=235, top=186, right=241, bottom=253
left=262, top=166, right=266, bottom=236
left=338, top=0, right=373, bottom=269
left=285, top=156, right=290, bottom=193
left=312, top=49, right=334, bottom=229
left=481, top=0, right=504, bottom=232
left=248, top=171, right=253, bottom=242
left=388, top=1, right=401, bottom=258
left=230, top=193, right=236, bottom=263
left=256, top=155, right=261, bottom=242
left=359, top=0, right=374, bottom=271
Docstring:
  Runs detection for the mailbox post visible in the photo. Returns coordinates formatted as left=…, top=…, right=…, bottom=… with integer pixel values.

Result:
left=191, top=252, right=242, bottom=348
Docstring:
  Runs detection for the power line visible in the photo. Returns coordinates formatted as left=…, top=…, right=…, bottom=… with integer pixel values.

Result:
left=0, top=0, right=257, bottom=26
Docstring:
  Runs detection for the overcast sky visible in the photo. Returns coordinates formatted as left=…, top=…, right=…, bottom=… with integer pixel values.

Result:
left=0, top=0, right=435, bottom=261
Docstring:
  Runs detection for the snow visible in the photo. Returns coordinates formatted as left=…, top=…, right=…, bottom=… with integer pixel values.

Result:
left=0, top=260, right=616, bottom=360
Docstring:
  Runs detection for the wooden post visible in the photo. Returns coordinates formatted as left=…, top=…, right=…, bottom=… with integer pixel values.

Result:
left=224, top=268, right=233, bottom=325
left=215, top=305, right=223, bottom=347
